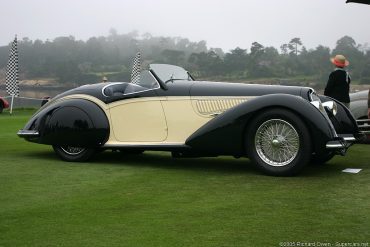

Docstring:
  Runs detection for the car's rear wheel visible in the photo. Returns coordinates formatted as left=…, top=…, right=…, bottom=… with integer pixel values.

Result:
left=246, top=108, right=311, bottom=176
left=0, top=103, right=3, bottom=113
left=52, top=145, right=95, bottom=162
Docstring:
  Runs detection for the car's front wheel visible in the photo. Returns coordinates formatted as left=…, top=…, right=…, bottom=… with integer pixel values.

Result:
left=0, top=103, right=3, bottom=114
left=246, top=108, right=311, bottom=176
left=52, top=145, right=95, bottom=162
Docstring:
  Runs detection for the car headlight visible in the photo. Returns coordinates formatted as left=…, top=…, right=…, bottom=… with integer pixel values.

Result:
left=309, top=89, right=326, bottom=112
left=310, top=100, right=324, bottom=112
left=322, top=101, right=338, bottom=116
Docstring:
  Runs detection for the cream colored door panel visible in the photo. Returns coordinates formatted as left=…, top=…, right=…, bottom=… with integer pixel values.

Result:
left=160, top=97, right=212, bottom=143
left=109, top=100, right=167, bottom=142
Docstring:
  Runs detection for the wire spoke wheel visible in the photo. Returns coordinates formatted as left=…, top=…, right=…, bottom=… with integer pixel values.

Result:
left=53, top=145, right=95, bottom=162
left=60, top=146, right=85, bottom=156
left=255, top=119, right=300, bottom=167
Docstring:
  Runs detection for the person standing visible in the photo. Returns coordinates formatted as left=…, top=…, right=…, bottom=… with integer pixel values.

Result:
left=324, top=55, right=351, bottom=108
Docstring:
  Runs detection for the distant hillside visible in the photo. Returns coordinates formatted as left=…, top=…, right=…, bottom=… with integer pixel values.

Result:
left=1, top=32, right=370, bottom=90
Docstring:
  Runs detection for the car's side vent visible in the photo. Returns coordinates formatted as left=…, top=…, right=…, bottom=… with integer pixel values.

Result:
left=195, top=98, right=247, bottom=116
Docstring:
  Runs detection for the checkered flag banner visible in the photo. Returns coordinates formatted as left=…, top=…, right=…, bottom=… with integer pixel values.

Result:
left=6, top=36, right=19, bottom=97
left=130, top=52, right=141, bottom=84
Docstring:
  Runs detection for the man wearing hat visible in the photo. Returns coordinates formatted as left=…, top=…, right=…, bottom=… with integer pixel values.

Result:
left=324, top=54, right=351, bottom=108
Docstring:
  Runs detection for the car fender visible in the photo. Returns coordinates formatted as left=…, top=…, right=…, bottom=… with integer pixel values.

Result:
left=186, top=94, right=335, bottom=156
left=319, top=95, right=359, bottom=135
left=22, top=99, right=109, bottom=147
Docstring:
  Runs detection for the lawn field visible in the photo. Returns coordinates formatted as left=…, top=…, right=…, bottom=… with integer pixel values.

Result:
left=1, top=110, right=370, bottom=247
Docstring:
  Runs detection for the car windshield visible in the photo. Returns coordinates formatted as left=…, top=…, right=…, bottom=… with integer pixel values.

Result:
left=150, top=64, right=193, bottom=83
left=102, top=70, right=160, bottom=97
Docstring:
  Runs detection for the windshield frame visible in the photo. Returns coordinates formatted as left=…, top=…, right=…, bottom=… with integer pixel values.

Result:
left=149, top=64, right=194, bottom=84
left=101, top=70, right=160, bottom=97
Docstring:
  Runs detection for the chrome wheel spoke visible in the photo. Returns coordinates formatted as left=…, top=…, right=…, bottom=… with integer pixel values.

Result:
left=255, top=119, right=300, bottom=167
left=61, top=146, right=85, bottom=155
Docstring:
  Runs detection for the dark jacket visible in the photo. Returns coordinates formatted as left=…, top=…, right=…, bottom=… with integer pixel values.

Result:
left=324, top=68, right=351, bottom=103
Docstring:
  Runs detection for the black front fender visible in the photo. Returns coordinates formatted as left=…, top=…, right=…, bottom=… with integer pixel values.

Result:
left=19, top=99, right=109, bottom=147
left=186, top=94, right=335, bottom=156
left=319, top=95, right=359, bottom=135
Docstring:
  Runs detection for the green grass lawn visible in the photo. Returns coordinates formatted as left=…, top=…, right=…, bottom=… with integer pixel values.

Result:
left=1, top=110, right=370, bottom=247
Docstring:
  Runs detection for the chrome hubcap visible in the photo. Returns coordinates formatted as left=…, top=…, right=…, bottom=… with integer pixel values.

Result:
left=61, top=146, right=85, bottom=155
left=255, top=119, right=300, bottom=167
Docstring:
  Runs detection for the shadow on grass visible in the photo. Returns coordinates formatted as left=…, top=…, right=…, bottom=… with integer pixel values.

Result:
left=19, top=149, right=350, bottom=177
left=98, top=151, right=260, bottom=174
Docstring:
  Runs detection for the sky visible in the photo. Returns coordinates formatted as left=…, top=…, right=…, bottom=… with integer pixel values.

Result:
left=1, top=0, right=370, bottom=52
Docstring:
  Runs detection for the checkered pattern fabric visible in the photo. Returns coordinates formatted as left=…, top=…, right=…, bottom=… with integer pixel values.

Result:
left=6, top=36, right=19, bottom=96
left=131, top=52, right=141, bottom=84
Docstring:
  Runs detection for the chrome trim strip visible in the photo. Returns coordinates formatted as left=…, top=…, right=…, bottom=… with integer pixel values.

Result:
left=17, top=130, right=39, bottom=137
left=103, top=143, right=187, bottom=148
left=343, top=137, right=356, bottom=142
left=357, top=119, right=370, bottom=123
left=326, top=143, right=344, bottom=149
left=101, top=82, right=124, bottom=97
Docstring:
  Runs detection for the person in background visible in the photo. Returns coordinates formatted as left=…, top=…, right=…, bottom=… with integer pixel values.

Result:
left=102, top=76, right=108, bottom=83
left=324, top=54, right=351, bottom=108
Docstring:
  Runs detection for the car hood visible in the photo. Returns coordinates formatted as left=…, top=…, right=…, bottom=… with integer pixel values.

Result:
left=190, top=81, right=310, bottom=99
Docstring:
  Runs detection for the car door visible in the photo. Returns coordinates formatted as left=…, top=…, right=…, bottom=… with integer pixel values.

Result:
left=158, top=82, right=214, bottom=144
left=106, top=78, right=168, bottom=143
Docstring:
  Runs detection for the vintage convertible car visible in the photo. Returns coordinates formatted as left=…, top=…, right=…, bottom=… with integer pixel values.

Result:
left=0, top=97, right=9, bottom=113
left=18, top=63, right=362, bottom=176
left=350, top=90, right=370, bottom=142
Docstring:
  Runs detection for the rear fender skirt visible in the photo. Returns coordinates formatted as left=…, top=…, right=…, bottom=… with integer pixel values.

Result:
left=186, top=94, right=335, bottom=156
left=21, top=99, right=109, bottom=147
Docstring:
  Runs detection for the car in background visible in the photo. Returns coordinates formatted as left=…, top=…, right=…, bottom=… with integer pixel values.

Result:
left=0, top=97, right=9, bottom=113
left=350, top=90, right=370, bottom=142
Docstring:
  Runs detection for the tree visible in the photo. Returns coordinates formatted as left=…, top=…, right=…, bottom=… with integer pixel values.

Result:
left=300, top=45, right=331, bottom=86
left=223, top=47, right=248, bottom=74
left=1, top=32, right=370, bottom=85
left=280, top=44, right=289, bottom=55
left=161, top=49, right=186, bottom=65
left=333, top=36, right=365, bottom=81
left=188, top=51, right=223, bottom=77
left=288, top=38, right=302, bottom=55
left=250, top=42, right=264, bottom=57
left=248, top=42, right=267, bottom=77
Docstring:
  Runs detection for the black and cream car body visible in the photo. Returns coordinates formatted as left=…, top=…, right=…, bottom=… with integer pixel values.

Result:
left=18, top=63, right=361, bottom=176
